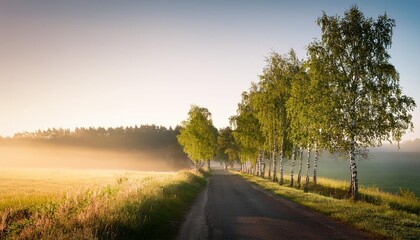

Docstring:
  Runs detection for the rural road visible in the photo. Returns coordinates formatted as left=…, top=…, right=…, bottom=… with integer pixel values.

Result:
left=178, top=168, right=372, bottom=240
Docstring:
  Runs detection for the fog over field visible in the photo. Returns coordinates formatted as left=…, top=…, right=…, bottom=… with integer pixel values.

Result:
left=0, top=144, right=191, bottom=171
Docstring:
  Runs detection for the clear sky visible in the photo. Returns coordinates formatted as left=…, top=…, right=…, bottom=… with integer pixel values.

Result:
left=1, top=0, right=419, bottom=140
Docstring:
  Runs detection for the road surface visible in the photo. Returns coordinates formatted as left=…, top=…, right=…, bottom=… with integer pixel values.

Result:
left=178, top=169, right=372, bottom=240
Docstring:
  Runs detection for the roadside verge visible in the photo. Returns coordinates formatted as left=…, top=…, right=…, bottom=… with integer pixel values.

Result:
left=232, top=170, right=420, bottom=240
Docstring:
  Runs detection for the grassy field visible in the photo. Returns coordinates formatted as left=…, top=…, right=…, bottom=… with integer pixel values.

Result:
left=0, top=168, right=207, bottom=239
left=317, top=152, right=420, bottom=195
left=262, top=151, right=420, bottom=195
left=233, top=171, right=420, bottom=240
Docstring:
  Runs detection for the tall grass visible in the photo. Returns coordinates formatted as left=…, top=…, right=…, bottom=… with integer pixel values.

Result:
left=0, top=169, right=207, bottom=239
left=234, top=171, right=420, bottom=240
left=272, top=174, right=419, bottom=215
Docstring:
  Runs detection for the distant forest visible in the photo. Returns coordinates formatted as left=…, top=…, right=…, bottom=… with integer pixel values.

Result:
left=0, top=125, right=192, bottom=168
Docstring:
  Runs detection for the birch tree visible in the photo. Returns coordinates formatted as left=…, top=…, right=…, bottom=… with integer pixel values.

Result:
left=252, top=50, right=299, bottom=185
left=230, top=92, right=264, bottom=173
left=287, top=63, right=328, bottom=189
left=249, top=82, right=279, bottom=181
left=217, top=127, right=239, bottom=169
left=307, top=6, right=416, bottom=199
left=287, top=68, right=313, bottom=188
left=177, top=105, right=218, bottom=170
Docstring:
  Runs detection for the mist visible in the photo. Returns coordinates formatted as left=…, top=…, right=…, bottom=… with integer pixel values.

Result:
left=0, top=143, right=192, bottom=171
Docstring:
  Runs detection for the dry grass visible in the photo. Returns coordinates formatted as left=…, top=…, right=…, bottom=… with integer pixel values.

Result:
left=0, top=168, right=207, bottom=239
left=258, top=172, right=419, bottom=214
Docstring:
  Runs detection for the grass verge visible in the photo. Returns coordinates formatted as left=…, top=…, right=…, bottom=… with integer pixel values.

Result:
left=0, top=169, right=207, bottom=240
left=233, top=171, right=420, bottom=240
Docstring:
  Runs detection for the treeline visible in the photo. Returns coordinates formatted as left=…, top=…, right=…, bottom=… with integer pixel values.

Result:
left=5, top=125, right=180, bottom=150
left=1, top=125, right=191, bottom=168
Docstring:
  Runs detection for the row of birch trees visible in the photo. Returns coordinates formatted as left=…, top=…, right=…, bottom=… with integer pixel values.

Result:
left=230, top=6, right=415, bottom=199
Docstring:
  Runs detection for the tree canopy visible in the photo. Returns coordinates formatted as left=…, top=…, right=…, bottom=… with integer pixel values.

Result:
left=228, top=5, right=415, bottom=199
left=307, top=6, right=416, bottom=198
left=177, top=105, right=218, bottom=168
left=230, top=91, right=264, bottom=168
left=216, top=127, right=239, bottom=168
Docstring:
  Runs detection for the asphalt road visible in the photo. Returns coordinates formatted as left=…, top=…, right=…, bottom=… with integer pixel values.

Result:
left=178, top=168, right=372, bottom=240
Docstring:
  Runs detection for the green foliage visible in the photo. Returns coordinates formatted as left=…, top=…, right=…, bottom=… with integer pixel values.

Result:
left=228, top=5, right=415, bottom=199
left=306, top=6, right=416, bottom=198
left=216, top=127, right=239, bottom=166
left=307, top=6, right=416, bottom=151
left=251, top=50, right=300, bottom=158
left=177, top=105, right=218, bottom=166
left=287, top=61, right=335, bottom=151
left=230, top=92, right=264, bottom=164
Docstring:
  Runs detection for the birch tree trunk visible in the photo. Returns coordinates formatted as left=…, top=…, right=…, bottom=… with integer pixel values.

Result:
left=313, top=143, right=318, bottom=185
left=304, top=148, right=311, bottom=192
left=261, top=162, right=265, bottom=178
left=261, top=151, right=265, bottom=178
left=290, top=146, right=296, bottom=187
left=257, top=150, right=261, bottom=176
left=256, top=163, right=259, bottom=176
left=349, top=126, right=358, bottom=199
left=297, top=147, right=303, bottom=188
left=279, top=137, right=284, bottom=185
left=272, top=143, right=278, bottom=182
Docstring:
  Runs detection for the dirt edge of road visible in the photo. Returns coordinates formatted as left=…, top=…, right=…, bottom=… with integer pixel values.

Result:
left=177, top=177, right=210, bottom=240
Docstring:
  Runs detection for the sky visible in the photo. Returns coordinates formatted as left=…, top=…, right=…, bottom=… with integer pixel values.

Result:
left=0, top=0, right=419, bottom=140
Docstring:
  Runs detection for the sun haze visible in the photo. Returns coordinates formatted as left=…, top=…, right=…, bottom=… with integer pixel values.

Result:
left=0, top=143, right=187, bottom=171
left=0, top=0, right=419, bottom=140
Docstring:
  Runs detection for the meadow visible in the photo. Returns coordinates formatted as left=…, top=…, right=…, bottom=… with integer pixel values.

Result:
left=263, top=151, right=420, bottom=195
left=320, top=152, right=420, bottom=195
left=0, top=168, right=207, bottom=239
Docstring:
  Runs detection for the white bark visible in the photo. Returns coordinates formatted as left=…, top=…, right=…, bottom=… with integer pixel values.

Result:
left=260, top=151, right=265, bottom=177
left=290, top=146, right=296, bottom=187
left=350, top=135, right=358, bottom=199
left=256, top=152, right=259, bottom=175
left=261, top=162, right=265, bottom=178
left=272, top=143, right=278, bottom=182
left=313, top=143, right=318, bottom=185
left=279, top=137, right=284, bottom=185
left=304, top=147, right=311, bottom=192
left=297, top=147, right=303, bottom=188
